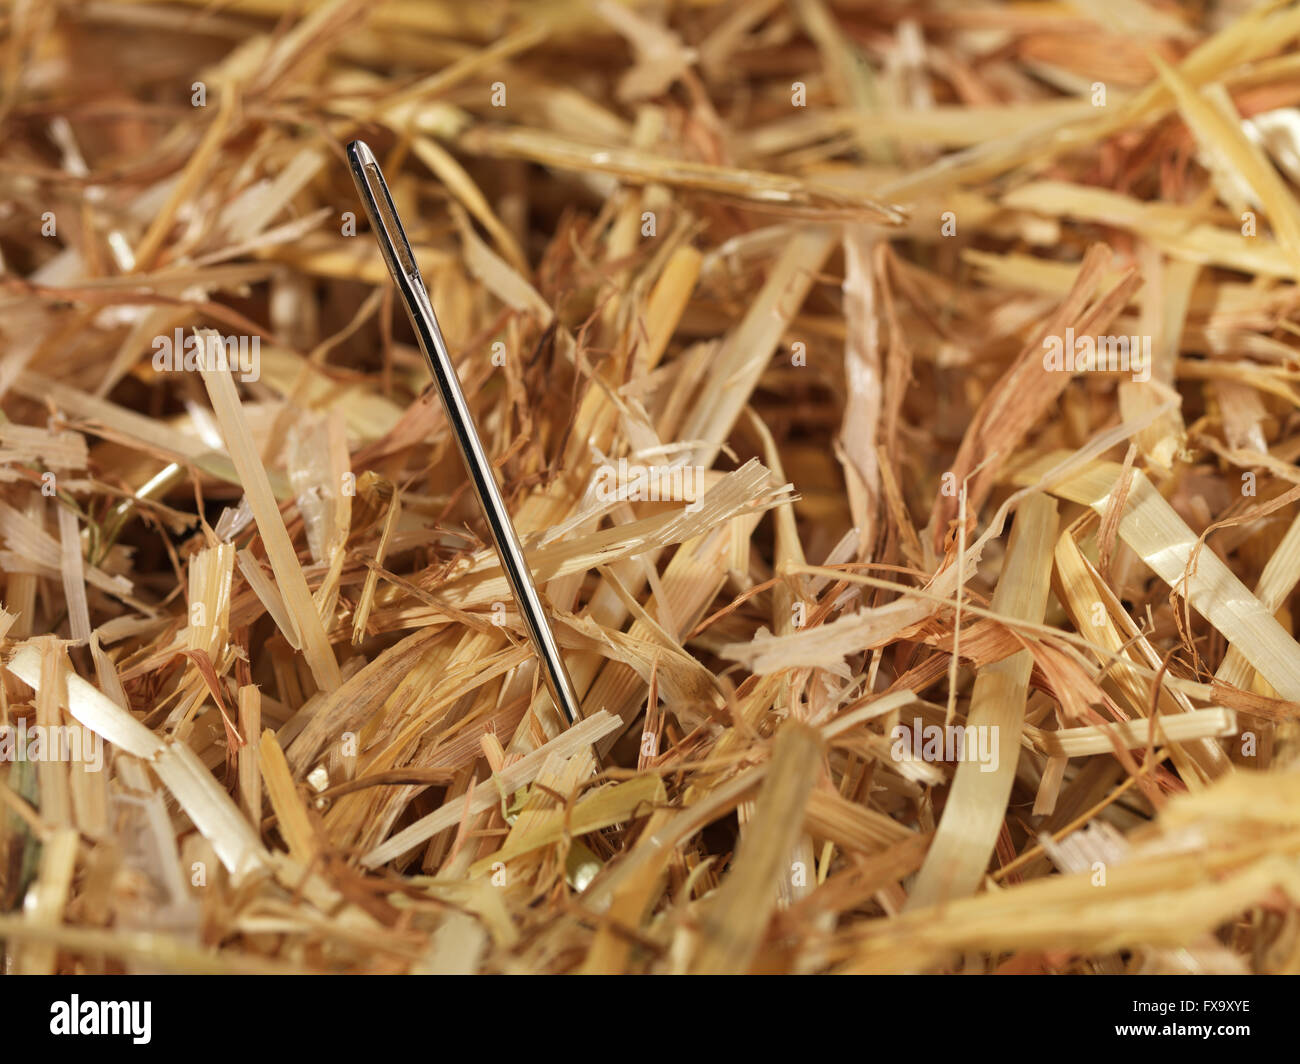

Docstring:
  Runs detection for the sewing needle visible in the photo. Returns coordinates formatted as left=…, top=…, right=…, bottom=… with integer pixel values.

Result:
left=346, top=139, right=585, bottom=730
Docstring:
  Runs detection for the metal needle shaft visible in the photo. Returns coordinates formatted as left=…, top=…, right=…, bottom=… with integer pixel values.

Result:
left=346, top=139, right=585, bottom=729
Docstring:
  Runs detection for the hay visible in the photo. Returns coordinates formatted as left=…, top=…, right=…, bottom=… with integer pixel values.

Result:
left=3, top=0, right=1300, bottom=975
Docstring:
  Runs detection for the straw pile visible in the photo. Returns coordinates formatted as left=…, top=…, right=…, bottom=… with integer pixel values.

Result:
left=3, top=0, right=1300, bottom=975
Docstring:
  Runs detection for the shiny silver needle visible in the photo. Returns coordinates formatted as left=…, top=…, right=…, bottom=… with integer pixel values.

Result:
left=347, top=139, right=585, bottom=729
